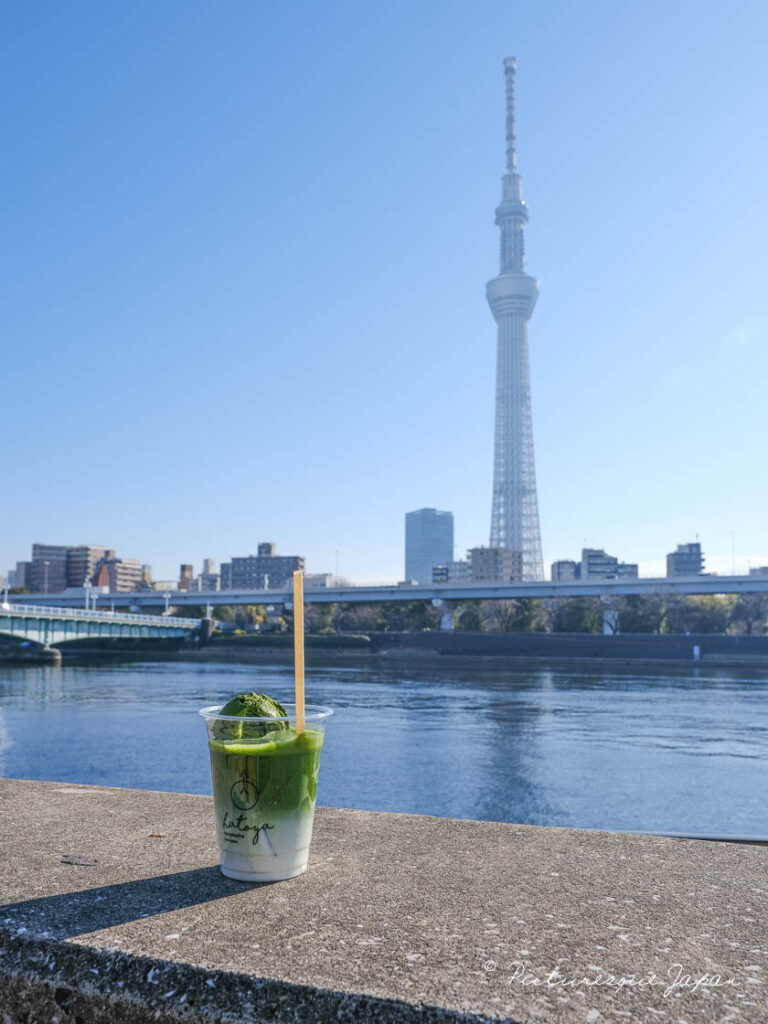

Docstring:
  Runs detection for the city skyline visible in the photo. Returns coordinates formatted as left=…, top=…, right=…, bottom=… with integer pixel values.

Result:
left=5, top=532, right=763, bottom=593
left=2, top=2, right=768, bottom=582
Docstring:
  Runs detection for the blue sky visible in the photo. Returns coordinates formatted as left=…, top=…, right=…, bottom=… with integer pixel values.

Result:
left=2, top=0, right=767, bottom=583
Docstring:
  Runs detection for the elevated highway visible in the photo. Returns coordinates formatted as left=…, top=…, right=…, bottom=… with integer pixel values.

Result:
left=7, top=574, right=768, bottom=611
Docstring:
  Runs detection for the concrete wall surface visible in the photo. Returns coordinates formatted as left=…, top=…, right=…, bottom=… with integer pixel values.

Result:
left=0, top=778, right=766, bottom=1023
left=371, top=630, right=768, bottom=662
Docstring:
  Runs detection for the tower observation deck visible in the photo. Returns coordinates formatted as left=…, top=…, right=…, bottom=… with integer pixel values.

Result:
left=487, top=57, right=544, bottom=581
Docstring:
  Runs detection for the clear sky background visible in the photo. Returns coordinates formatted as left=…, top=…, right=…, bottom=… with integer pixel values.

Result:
left=2, top=0, right=767, bottom=583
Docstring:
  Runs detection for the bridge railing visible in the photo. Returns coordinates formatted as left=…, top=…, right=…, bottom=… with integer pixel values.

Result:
left=0, top=603, right=201, bottom=629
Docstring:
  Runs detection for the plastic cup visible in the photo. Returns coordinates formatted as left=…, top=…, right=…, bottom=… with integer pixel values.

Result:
left=199, top=703, right=332, bottom=882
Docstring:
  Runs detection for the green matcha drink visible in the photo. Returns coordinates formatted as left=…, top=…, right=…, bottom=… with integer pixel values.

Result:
left=200, top=694, right=332, bottom=881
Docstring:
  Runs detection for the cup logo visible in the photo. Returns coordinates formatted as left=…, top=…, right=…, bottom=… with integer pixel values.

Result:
left=230, top=771, right=260, bottom=811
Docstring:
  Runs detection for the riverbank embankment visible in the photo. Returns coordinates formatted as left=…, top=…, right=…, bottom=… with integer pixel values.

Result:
left=8, top=630, right=768, bottom=668
left=0, top=645, right=61, bottom=666
left=0, top=635, right=189, bottom=666
left=174, top=629, right=768, bottom=667
left=1, top=777, right=764, bottom=1022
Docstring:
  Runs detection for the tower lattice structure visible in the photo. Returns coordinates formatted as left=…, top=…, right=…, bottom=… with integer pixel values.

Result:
left=487, top=57, right=544, bottom=581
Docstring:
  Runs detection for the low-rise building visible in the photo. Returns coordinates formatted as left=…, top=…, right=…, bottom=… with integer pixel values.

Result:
left=187, top=573, right=221, bottom=593
left=28, top=544, right=68, bottom=593
left=551, top=560, right=580, bottom=582
left=467, top=547, right=523, bottom=582
left=666, top=542, right=704, bottom=577
left=433, top=560, right=472, bottom=584
left=220, top=543, right=305, bottom=591
left=305, top=573, right=333, bottom=589
left=581, top=548, right=638, bottom=580
left=151, top=580, right=179, bottom=592
left=433, top=550, right=523, bottom=584
left=13, top=561, right=31, bottom=589
left=67, top=546, right=115, bottom=587
left=220, top=563, right=232, bottom=590
left=92, top=557, right=143, bottom=592
left=21, top=543, right=128, bottom=593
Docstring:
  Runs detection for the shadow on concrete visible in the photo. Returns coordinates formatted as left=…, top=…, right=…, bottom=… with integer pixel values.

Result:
left=0, top=866, right=261, bottom=939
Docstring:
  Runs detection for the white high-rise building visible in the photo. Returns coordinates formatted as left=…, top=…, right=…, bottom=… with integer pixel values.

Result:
left=487, top=58, right=544, bottom=581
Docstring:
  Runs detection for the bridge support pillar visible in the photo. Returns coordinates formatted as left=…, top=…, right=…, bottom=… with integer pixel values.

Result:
left=600, top=595, right=620, bottom=635
left=431, top=599, right=456, bottom=632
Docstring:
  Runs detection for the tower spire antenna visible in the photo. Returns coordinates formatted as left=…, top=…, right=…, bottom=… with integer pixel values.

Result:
left=504, top=56, right=517, bottom=173
left=486, top=57, right=544, bottom=580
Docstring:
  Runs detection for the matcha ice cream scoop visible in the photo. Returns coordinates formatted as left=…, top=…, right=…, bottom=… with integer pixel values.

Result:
left=220, top=692, right=288, bottom=719
left=216, top=692, right=289, bottom=740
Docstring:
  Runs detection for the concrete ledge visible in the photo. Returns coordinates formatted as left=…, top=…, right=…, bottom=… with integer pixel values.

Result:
left=1, top=933, right=477, bottom=1023
left=1, top=779, right=766, bottom=1022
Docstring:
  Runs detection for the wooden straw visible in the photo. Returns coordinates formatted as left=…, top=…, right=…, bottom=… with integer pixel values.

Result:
left=293, top=570, right=305, bottom=734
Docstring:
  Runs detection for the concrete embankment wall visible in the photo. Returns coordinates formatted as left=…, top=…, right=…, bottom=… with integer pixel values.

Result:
left=171, top=630, right=768, bottom=667
left=370, top=630, right=768, bottom=662
left=0, top=645, right=61, bottom=665
left=10, top=631, right=764, bottom=667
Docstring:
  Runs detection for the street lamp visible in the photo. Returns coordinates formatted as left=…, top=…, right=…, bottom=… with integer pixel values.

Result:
left=84, top=577, right=93, bottom=611
left=43, top=561, right=50, bottom=594
left=163, top=591, right=172, bottom=615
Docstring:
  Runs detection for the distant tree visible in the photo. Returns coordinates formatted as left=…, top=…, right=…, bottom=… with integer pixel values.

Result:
left=664, top=595, right=734, bottom=634
left=661, top=596, right=689, bottom=633
left=375, top=601, right=441, bottom=633
left=207, top=604, right=265, bottom=627
left=455, top=601, right=484, bottom=632
left=334, top=603, right=381, bottom=633
left=542, top=598, right=557, bottom=633
left=305, top=603, right=336, bottom=633
left=234, top=604, right=268, bottom=628
left=618, top=594, right=666, bottom=634
left=729, top=593, right=768, bottom=635
left=525, top=598, right=552, bottom=632
left=550, top=597, right=602, bottom=633
left=481, top=601, right=517, bottom=632
left=172, top=605, right=207, bottom=618
left=9, top=587, right=29, bottom=595
left=481, top=598, right=548, bottom=633
left=330, top=600, right=445, bottom=633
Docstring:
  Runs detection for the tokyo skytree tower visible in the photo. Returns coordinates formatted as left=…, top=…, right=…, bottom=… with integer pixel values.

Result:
left=487, top=57, right=544, bottom=581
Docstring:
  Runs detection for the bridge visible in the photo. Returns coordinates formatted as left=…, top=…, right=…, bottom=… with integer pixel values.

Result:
left=6, top=573, right=768, bottom=612
left=0, top=603, right=202, bottom=648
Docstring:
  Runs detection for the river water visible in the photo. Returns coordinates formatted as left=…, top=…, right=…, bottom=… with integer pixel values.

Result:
left=1, top=657, right=767, bottom=835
